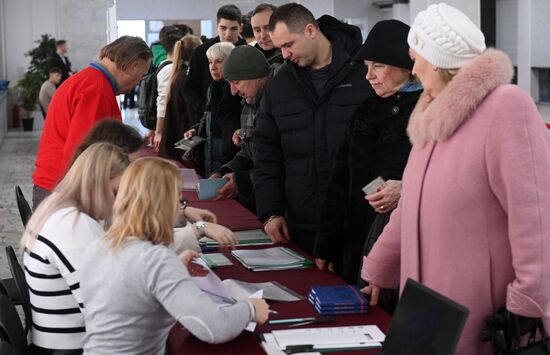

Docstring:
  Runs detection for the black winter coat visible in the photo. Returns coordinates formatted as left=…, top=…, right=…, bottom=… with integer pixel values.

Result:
left=313, top=88, right=423, bottom=284
left=183, top=36, right=247, bottom=123
left=159, top=63, right=195, bottom=161
left=253, top=15, right=374, bottom=229
left=192, top=80, right=242, bottom=176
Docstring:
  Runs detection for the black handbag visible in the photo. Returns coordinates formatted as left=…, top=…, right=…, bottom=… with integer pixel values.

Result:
left=482, top=308, right=550, bottom=354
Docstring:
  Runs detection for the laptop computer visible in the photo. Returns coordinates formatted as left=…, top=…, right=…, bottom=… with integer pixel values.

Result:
left=381, top=278, right=469, bottom=355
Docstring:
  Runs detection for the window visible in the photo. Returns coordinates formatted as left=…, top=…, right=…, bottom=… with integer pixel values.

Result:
left=537, top=68, right=550, bottom=104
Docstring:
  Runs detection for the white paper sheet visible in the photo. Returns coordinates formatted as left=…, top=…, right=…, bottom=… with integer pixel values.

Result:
left=271, top=325, right=385, bottom=349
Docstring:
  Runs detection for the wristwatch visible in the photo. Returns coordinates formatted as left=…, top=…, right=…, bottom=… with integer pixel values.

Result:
left=180, top=198, right=189, bottom=210
left=194, top=221, right=206, bottom=237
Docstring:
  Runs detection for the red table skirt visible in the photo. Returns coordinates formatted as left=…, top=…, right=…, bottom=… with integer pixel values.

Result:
left=168, top=245, right=391, bottom=354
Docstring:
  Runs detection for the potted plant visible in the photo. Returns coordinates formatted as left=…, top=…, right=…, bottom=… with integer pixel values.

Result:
left=15, top=71, right=42, bottom=131
left=14, top=34, right=56, bottom=131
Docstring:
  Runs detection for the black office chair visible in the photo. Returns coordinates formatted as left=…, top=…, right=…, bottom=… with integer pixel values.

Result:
left=0, top=339, right=16, bottom=355
left=0, top=294, right=26, bottom=355
left=0, top=278, right=21, bottom=305
left=6, top=246, right=32, bottom=335
left=14, top=185, right=32, bottom=227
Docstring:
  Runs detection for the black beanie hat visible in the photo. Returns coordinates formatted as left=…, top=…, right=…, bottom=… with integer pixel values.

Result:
left=223, top=46, right=270, bottom=81
left=354, top=19, right=413, bottom=70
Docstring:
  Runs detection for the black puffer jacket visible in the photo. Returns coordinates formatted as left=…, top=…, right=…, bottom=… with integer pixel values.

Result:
left=313, top=88, right=423, bottom=284
left=253, top=15, right=374, bottom=229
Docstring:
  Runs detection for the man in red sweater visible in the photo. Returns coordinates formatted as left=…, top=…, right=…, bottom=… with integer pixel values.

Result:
left=32, top=36, right=152, bottom=208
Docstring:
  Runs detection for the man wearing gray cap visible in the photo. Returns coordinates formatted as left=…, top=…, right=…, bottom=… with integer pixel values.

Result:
left=210, top=45, right=280, bottom=211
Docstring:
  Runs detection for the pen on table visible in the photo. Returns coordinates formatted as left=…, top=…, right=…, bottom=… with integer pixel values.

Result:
left=269, top=317, right=315, bottom=325
left=288, top=316, right=335, bottom=328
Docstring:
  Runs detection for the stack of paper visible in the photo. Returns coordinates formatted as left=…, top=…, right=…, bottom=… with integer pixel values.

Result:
left=231, top=247, right=313, bottom=272
left=308, top=285, right=369, bottom=316
left=200, top=229, right=273, bottom=247
left=261, top=325, right=385, bottom=352
left=200, top=253, right=233, bottom=267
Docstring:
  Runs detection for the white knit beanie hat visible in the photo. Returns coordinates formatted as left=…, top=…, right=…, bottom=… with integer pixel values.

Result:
left=407, top=3, right=486, bottom=68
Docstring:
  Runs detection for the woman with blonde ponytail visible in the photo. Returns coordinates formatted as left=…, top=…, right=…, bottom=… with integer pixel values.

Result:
left=22, top=142, right=129, bottom=354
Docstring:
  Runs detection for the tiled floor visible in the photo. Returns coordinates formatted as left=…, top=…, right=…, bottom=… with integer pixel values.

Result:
left=0, top=129, right=41, bottom=279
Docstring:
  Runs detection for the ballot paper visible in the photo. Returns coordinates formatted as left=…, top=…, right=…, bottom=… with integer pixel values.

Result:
left=362, top=176, right=385, bottom=196
left=190, top=259, right=261, bottom=331
left=192, top=259, right=302, bottom=302
left=223, top=280, right=303, bottom=302
left=262, top=325, right=385, bottom=351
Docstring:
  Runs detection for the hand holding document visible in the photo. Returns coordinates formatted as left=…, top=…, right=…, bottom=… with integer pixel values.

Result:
left=196, top=178, right=228, bottom=200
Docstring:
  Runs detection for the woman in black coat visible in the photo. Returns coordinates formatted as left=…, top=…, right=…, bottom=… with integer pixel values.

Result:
left=313, top=20, right=423, bottom=287
left=159, top=35, right=202, bottom=161
left=184, top=42, right=242, bottom=176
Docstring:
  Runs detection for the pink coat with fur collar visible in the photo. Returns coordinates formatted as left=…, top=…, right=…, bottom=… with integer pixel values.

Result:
left=362, top=49, right=550, bottom=354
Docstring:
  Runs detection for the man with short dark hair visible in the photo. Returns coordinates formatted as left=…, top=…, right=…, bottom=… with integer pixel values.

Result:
left=251, top=3, right=281, bottom=63
left=152, top=25, right=185, bottom=150
left=183, top=4, right=247, bottom=123
left=39, top=67, right=62, bottom=116
left=253, top=3, right=374, bottom=254
left=50, top=39, right=73, bottom=85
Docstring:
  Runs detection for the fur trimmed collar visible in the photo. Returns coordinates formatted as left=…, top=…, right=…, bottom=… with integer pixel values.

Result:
left=407, top=49, right=514, bottom=147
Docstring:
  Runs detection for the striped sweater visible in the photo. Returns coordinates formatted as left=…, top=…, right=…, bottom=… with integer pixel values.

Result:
left=23, top=207, right=104, bottom=350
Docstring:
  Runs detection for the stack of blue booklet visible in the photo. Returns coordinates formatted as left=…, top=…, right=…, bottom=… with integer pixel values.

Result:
left=308, top=285, right=369, bottom=316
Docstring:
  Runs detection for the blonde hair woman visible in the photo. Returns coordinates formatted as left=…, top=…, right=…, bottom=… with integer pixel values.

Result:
left=22, top=142, right=129, bottom=354
left=361, top=3, right=550, bottom=353
left=80, top=157, right=269, bottom=354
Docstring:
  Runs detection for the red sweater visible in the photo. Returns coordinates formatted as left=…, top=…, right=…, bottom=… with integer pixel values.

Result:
left=33, top=66, right=121, bottom=191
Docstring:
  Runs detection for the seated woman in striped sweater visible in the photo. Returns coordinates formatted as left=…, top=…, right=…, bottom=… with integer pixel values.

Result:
left=21, top=142, right=129, bottom=354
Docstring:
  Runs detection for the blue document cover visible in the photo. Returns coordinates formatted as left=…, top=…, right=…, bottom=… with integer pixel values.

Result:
left=195, top=178, right=228, bottom=200
left=309, top=285, right=369, bottom=309
left=315, top=307, right=369, bottom=316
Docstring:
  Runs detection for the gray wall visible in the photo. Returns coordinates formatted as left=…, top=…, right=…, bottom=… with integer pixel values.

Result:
left=3, top=0, right=112, bottom=84
left=496, top=0, right=550, bottom=68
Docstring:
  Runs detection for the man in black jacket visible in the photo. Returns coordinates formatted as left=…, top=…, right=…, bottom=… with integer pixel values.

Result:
left=50, top=40, right=73, bottom=85
left=253, top=4, right=374, bottom=254
left=251, top=3, right=282, bottom=64
left=183, top=4, right=247, bottom=124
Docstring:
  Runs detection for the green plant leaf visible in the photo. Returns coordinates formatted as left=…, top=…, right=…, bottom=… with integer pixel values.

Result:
left=16, top=34, right=57, bottom=115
